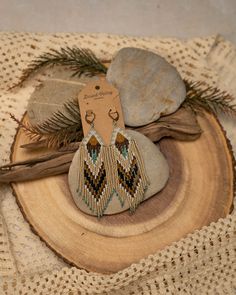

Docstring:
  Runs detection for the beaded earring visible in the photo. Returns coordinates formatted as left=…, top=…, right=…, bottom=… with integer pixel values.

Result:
left=108, top=109, right=149, bottom=212
left=76, top=110, right=113, bottom=217
left=75, top=109, right=149, bottom=217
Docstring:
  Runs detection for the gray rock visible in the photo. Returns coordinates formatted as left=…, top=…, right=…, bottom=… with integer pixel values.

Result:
left=106, top=47, right=186, bottom=127
left=68, top=130, right=169, bottom=216
left=27, top=69, right=97, bottom=125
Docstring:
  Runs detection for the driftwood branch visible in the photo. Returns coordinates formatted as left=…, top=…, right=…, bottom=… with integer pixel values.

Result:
left=0, top=108, right=201, bottom=183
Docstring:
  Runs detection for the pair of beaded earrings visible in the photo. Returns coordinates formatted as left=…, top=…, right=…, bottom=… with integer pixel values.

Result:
left=76, top=109, right=149, bottom=217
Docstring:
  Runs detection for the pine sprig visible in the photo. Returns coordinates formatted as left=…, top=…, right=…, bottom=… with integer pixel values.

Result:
left=12, top=78, right=236, bottom=149
left=183, top=80, right=236, bottom=117
left=11, top=100, right=83, bottom=148
left=18, top=47, right=108, bottom=87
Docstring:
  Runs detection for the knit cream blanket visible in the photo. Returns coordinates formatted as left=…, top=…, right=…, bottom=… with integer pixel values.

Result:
left=0, top=32, right=235, bottom=294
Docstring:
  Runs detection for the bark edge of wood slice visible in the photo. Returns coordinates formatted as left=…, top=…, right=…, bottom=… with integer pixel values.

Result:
left=11, top=111, right=235, bottom=274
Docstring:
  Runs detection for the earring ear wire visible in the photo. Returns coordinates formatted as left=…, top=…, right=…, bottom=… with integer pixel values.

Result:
left=108, top=109, right=119, bottom=122
left=85, top=110, right=95, bottom=125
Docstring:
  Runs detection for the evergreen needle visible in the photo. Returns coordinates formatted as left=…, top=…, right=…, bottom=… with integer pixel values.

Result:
left=11, top=100, right=83, bottom=149
left=183, top=80, right=236, bottom=117
left=17, top=47, right=108, bottom=87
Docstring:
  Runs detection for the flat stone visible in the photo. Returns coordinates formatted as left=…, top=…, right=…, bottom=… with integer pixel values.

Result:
left=68, top=129, right=169, bottom=216
left=106, top=47, right=186, bottom=127
left=27, top=69, right=97, bottom=125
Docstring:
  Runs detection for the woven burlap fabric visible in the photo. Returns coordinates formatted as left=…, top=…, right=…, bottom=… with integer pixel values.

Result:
left=0, top=32, right=235, bottom=294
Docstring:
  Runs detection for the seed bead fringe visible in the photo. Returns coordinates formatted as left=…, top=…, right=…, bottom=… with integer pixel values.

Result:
left=75, top=128, right=150, bottom=217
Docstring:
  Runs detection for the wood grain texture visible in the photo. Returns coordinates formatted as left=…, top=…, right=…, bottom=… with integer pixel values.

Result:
left=0, top=107, right=201, bottom=183
left=11, top=111, right=234, bottom=273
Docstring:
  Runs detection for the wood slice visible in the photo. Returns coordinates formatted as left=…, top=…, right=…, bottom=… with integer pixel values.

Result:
left=11, top=112, right=234, bottom=274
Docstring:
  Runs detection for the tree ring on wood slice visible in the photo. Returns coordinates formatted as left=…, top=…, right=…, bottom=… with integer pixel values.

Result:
left=11, top=111, right=235, bottom=274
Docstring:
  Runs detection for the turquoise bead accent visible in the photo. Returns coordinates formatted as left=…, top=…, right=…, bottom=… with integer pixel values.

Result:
left=121, top=146, right=128, bottom=158
left=91, top=150, right=98, bottom=163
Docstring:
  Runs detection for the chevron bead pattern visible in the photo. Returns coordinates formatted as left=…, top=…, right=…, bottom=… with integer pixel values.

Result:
left=76, top=127, right=149, bottom=217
